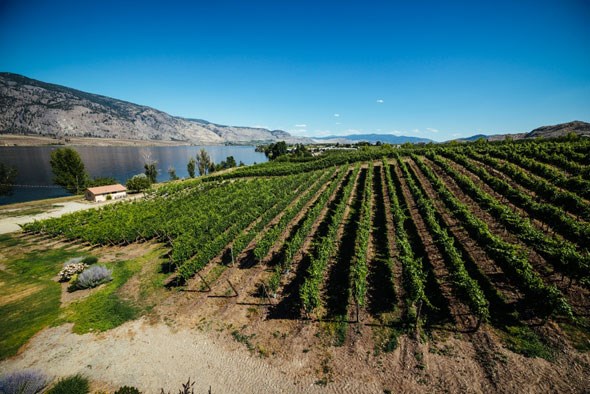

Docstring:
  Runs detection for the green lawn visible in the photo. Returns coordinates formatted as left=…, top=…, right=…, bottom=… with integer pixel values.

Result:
left=0, top=247, right=79, bottom=359
left=0, top=235, right=165, bottom=360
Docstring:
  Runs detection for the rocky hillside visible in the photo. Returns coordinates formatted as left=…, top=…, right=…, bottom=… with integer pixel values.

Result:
left=525, top=120, right=590, bottom=139
left=0, top=73, right=305, bottom=144
left=456, top=121, right=590, bottom=142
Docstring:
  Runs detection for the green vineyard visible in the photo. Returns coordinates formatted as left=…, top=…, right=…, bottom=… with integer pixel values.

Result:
left=23, top=139, right=590, bottom=346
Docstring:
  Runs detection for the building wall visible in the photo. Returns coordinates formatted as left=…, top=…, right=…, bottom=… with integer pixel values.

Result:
left=91, top=191, right=127, bottom=203
left=111, top=191, right=127, bottom=200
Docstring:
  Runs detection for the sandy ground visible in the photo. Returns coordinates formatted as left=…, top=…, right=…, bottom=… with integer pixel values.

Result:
left=0, top=319, right=336, bottom=393
left=0, top=195, right=144, bottom=234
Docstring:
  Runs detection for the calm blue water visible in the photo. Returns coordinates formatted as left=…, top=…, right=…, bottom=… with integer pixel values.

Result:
left=0, top=145, right=267, bottom=205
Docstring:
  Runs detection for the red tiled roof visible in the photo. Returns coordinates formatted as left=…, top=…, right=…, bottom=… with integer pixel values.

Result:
left=86, top=184, right=127, bottom=195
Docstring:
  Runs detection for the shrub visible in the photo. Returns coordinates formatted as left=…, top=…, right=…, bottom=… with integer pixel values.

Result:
left=81, top=256, right=98, bottom=265
left=46, top=374, right=89, bottom=394
left=114, top=386, right=141, bottom=394
left=75, top=265, right=112, bottom=289
left=0, top=369, right=48, bottom=394
left=159, top=378, right=195, bottom=394
left=126, top=174, right=151, bottom=193
left=58, top=263, right=87, bottom=282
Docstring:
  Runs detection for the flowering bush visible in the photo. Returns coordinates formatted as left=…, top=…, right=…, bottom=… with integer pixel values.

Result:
left=58, top=263, right=87, bottom=282
left=75, top=265, right=112, bottom=289
left=0, top=369, right=48, bottom=394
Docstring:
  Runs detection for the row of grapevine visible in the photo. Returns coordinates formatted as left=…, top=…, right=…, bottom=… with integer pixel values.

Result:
left=24, top=177, right=248, bottom=245
left=511, top=143, right=590, bottom=178
left=479, top=145, right=590, bottom=200
left=300, top=164, right=361, bottom=315
left=231, top=168, right=335, bottom=258
left=252, top=167, right=339, bottom=263
left=351, top=163, right=373, bottom=309
left=442, top=150, right=590, bottom=248
left=23, top=172, right=317, bottom=282
left=265, top=166, right=351, bottom=294
left=382, top=159, right=428, bottom=319
left=204, top=145, right=397, bottom=179
left=398, top=158, right=490, bottom=325
left=426, top=153, right=590, bottom=284
left=465, top=150, right=590, bottom=221
left=410, top=155, right=572, bottom=320
left=175, top=174, right=319, bottom=279
left=169, top=175, right=311, bottom=267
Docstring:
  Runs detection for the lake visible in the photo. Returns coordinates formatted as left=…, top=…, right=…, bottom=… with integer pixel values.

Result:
left=0, top=145, right=267, bottom=205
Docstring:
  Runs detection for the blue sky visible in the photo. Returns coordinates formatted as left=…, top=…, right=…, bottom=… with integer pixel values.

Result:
left=1, top=0, right=589, bottom=141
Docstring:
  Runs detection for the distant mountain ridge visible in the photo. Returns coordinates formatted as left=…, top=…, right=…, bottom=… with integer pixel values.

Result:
left=457, top=121, right=590, bottom=142
left=314, top=133, right=433, bottom=144
left=526, top=121, right=590, bottom=138
left=0, top=72, right=308, bottom=144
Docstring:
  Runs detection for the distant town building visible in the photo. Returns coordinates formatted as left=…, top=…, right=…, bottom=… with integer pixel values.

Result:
left=85, top=184, right=127, bottom=202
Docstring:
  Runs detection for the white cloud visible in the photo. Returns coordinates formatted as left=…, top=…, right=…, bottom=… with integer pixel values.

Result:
left=376, top=99, right=384, bottom=103
left=426, top=128, right=439, bottom=133
left=294, top=124, right=307, bottom=128
left=451, top=133, right=461, bottom=137
left=252, top=125, right=269, bottom=129
left=335, top=122, right=341, bottom=125
left=333, top=113, right=340, bottom=117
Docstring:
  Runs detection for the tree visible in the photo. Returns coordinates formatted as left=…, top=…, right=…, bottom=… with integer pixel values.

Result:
left=144, top=162, right=158, bottom=183
left=263, top=141, right=288, bottom=160
left=126, top=174, right=151, bottom=192
left=50, top=147, right=89, bottom=194
left=168, top=166, right=179, bottom=181
left=214, top=155, right=238, bottom=172
left=187, top=157, right=196, bottom=178
left=225, top=155, right=237, bottom=168
left=87, top=177, right=117, bottom=187
left=0, top=162, right=17, bottom=196
left=292, top=144, right=311, bottom=158
left=196, top=148, right=212, bottom=176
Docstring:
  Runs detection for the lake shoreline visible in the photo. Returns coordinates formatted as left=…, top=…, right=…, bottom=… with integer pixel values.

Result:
left=0, top=145, right=267, bottom=205
left=0, top=134, right=257, bottom=147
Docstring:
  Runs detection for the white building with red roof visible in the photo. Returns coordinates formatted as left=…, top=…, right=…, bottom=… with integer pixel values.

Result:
left=85, top=184, right=127, bottom=202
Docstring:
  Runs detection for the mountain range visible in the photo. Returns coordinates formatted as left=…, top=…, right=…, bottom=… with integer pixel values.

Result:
left=313, top=134, right=433, bottom=144
left=0, top=73, right=588, bottom=145
left=0, top=72, right=306, bottom=145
